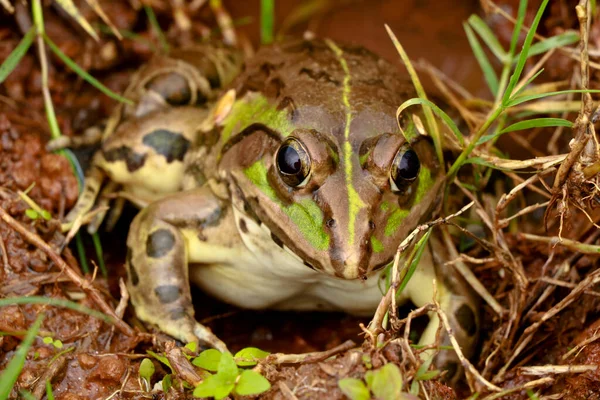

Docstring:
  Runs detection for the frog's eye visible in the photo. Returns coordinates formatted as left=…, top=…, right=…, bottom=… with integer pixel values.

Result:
left=390, top=146, right=420, bottom=193
left=276, top=138, right=311, bottom=187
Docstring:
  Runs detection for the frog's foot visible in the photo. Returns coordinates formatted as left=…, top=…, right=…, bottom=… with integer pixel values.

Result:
left=61, top=163, right=106, bottom=233
left=46, top=126, right=103, bottom=152
left=126, top=188, right=229, bottom=352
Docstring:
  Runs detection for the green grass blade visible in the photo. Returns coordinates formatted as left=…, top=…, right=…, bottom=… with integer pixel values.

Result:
left=502, top=0, right=550, bottom=106
left=385, top=25, right=444, bottom=166
left=0, top=26, right=36, bottom=84
left=467, top=14, right=506, bottom=62
left=500, top=117, right=573, bottom=133
left=513, top=68, right=545, bottom=97
left=522, top=31, right=579, bottom=60
left=495, top=0, right=528, bottom=104
left=0, top=314, right=44, bottom=399
left=508, top=0, right=528, bottom=58
left=477, top=117, right=573, bottom=145
left=43, top=34, right=133, bottom=105
left=92, top=233, right=107, bottom=277
left=75, top=233, right=90, bottom=275
left=397, top=229, right=432, bottom=296
left=396, top=97, right=465, bottom=146
left=144, top=5, right=169, bottom=53
left=46, top=380, right=55, bottom=400
left=464, top=23, right=499, bottom=95
left=508, top=89, right=600, bottom=107
left=260, top=0, right=274, bottom=44
left=0, top=297, right=112, bottom=323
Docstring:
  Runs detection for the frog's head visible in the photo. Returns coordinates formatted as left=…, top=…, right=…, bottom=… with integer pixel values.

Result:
left=219, top=40, right=444, bottom=280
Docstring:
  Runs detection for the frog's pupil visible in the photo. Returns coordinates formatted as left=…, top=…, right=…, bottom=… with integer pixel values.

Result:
left=278, top=146, right=301, bottom=175
left=399, top=149, right=420, bottom=180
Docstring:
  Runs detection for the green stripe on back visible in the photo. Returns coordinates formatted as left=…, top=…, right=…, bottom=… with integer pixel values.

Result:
left=325, top=39, right=365, bottom=247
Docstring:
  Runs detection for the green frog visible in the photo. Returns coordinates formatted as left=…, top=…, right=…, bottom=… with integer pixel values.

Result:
left=64, top=39, right=478, bottom=380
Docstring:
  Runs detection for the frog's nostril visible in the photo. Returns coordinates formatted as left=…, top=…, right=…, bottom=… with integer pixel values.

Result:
left=369, top=220, right=376, bottom=230
left=326, top=218, right=336, bottom=228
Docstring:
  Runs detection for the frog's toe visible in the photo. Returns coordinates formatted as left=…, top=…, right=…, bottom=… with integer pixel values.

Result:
left=194, top=323, right=228, bottom=352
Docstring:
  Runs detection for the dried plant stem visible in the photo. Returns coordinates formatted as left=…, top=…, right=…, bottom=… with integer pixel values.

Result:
left=520, top=364, right=598, bottom=375
left=268, top=340, right=355, bottom=365
left=434, top=291, right=501, bottom=393
left=0, top=206, right=135, bottom=337
left=495, top=267, right=600, bottom=381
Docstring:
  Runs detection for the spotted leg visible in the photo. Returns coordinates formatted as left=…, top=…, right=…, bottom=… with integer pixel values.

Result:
left=126, top=187, right=229, bottom=351
left=403, top=235, right=479, bottom=382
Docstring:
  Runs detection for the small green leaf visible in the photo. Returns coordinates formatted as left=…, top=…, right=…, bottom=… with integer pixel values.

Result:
left=368, top=363, right=403, bottom=400
left=217, top=352, right=238, bottom=383
left=52, top=340, right=63, bottom=349
left=415, top=369, right=440, bottom=381
left=147, top=350, right=173, bottom=372
left=338, top=378, right=370, bottom=400
left=26, top=209, right=39, bottom=220
left=41, top=210, right=52, bottom=221
left=234, top=347, right=270, bottom=366
left=185, top=342, right=198, bottom=353
left=192, top=349, right=222, bottom=372
left=193, top=374, right=219, bottom=398
left=235, top=370, right=271, bottom=396
left=0, top=26, right=36, bottom=84
left=139, top=358, right=155, bottom=382
left=43, top=337, right=53, bottom=345
left=162, top=374, right=172, bottom=393
left=194, top=373, right=235, bottom=400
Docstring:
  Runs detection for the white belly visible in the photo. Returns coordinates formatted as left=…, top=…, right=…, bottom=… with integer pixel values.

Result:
left=188, top=203, right=436, bottom=315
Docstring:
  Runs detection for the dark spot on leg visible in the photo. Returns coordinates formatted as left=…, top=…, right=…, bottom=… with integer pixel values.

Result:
left=103, top=146, right=147, bottom=172
left=142, top=129, right=191, bottom=163
left=169, top=307, right=187, bottom=320
left=271, top=232, right=284, bottom=248
left=299, top=67, right=340, bottom=86
left=303, top=260, right=316, bottom=270
left=154, top=285, right=181, bottom=304
left=238, top=218, right=248, bottom=234
left=126, top=248, right=140, bottom=286
left=146, top=229, right=176, bottom=258
left=455, top=304, right=477, bottom=336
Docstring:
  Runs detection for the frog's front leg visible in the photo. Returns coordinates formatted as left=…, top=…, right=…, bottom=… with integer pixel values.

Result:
left=126, top=187, right=228, bottom=351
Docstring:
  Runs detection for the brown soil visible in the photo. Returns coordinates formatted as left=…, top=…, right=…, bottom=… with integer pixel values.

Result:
left=2, top=0, right=600, bottom=399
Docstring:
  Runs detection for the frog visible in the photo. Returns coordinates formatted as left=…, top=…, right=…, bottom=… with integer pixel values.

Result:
left=64, top=38, right=479, bottom=380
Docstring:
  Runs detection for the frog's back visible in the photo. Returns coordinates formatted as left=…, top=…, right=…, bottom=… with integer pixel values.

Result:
left=229, top=40, right=412, bottom=144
